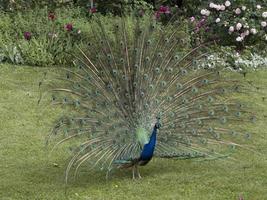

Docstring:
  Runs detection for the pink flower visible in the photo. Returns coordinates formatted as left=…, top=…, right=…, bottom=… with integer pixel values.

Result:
left=235, top=8, right=241, bottom=15
left=24, top=32, right=31, bottom=40
left=159, top=6, right=171, bottom=14
left=190, top=16, right=195, bottom=22
left=48, top=12, right=56, bottom=21
left=155, top=6, right=171, bottom=19
left=155, top=11, right=161, bottom=19
left=65, top=23, right=73, bottom=32
left=89, top=7, right=97, bottom=13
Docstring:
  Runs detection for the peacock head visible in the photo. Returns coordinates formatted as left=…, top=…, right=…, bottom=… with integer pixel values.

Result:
left=155, top=117, right=161, bottom=129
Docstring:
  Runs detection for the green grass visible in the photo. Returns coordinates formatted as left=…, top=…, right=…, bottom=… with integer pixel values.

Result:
left=0, top=64, right=267, bottom=200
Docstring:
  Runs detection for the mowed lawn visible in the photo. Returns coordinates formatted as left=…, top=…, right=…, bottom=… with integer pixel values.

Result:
left=0, top=64, right=267, bottom=200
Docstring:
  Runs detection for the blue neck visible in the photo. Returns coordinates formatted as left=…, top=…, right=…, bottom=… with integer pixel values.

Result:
left=139, top=126, right=158, bottom=161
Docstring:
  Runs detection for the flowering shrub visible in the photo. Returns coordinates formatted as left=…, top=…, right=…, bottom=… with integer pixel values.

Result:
left=0, top=7, right=92, bottom=66
left=24, top=32, right=32, bottom=40
left=191, top=1, right=267, bottom=48
left=196, top=46, right=267, bottom=71
left=155, top=5, right=171, bottom=19
left=65, top=23, right=73, bottom=32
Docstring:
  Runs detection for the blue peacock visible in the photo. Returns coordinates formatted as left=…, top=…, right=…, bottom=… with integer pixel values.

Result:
left=44, top=15, right=256, bottom=182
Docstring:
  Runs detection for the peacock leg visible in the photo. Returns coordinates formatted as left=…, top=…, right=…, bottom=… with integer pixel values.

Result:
left=132, top=165, right=136, bottom=180
left=105, top=170, right=110, bottom=181
left=136, top=166, right=142, bottom=179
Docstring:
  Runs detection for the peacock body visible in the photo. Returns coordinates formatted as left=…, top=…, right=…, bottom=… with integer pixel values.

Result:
left=44, top=14, right=255, bottom=182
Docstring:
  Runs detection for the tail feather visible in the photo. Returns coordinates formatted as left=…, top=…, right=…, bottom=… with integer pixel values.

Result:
left=40, top=15, right=256, bottom=182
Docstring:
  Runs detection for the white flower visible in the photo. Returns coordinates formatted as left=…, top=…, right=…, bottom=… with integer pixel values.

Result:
left=242, top=6, right=246, bottom=11
left=244, top=30, right=250, bottom=36
left=262, top=12, right=267, bottom=18
left=265, top=34, right=267, bottom=41
left=215, top=18, right=221, bottom=23
left=235, top=8, right=241, bottom=15
left=229, top=26, right=234, bottom=32
left=261, top=21, right=267, bottom=27
left=209, top=3, right=215, bottom=8
left=240, top=32, right=246, bottom=38
left=215, top=5, right=221, bottom=11
left=77, top=29, right=81, bottom=34
left=220, top=5, right=226, bottom=11
left=236, top=36, right=243, bottom=42
left=257, top=5, right=262, bottom=10
left=200, top=9, right=206, bottom=15
left=200, top=9, right=210, bottom=16
left=250, top=28, right=257, bottom=34
left=225, top=1, right=231, bottom=7
left=236, top=23, right=242, bottom=30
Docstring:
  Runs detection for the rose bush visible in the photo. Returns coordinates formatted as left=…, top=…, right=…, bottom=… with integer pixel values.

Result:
left=190, top=0, right=267, bottom=49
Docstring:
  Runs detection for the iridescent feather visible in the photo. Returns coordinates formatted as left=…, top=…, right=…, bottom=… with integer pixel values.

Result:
left=42, top=15, right=256, bottom=182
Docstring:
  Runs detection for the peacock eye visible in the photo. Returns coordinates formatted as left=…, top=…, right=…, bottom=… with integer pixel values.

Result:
left=107, top=83, right=112, bottom=90
left=208, top=110, right=215, bottom=116
left=223, top=105, right=228, bottom=112
left=202, top=79, right=209, bottom=84
left=160, top=81, right=166, bottom=87
left=167, top=67, right=173, bottom=73
left=176, top=83, right=183, bottom=90
left=236, top=103, right=243, bottom=109
left=107, top=54, right=112, bottom=59
left=144, top=103, right=149, bottom=109
left=147, top=40, right=152, bottom=45
left=181, top=69, right=187, bottom=75
left=192, top=86, right=198, bottom=93
left=182, top=98, right=188, bottom=104
left=112, top=69, right=118, bottom=76
left=207, top=96, right=214, bottom=103
left=157, top=53, right=162, bottom=58
left=149, top=84, right=154, bottom=89
left=208, top=127, right=214, bottom=133
left=167, top=96, right=173, bottom=101
left=220, top=88, right=226, bottom=94
left=117, top=87, right=121, bottom=92
left=220, top=116, right=227, bottom=124
left=235, top=111, right=241, bottom=117
left=191, top=129, right=197, bottom=135
left=122, top=75, right=127, bottom=81
left=143, top=74, right=148, bottom=80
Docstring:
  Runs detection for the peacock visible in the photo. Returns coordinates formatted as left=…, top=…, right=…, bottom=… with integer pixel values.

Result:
left=41, top=14, right=256, bottom=183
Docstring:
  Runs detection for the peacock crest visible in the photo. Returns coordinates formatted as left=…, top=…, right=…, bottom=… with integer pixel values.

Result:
left=41, top=14, right=256, bottom=182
